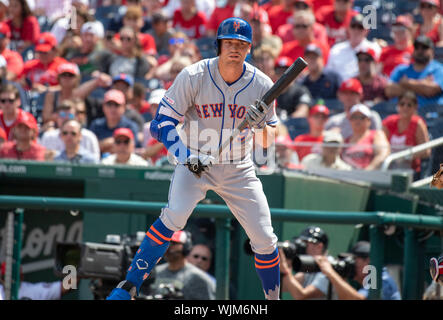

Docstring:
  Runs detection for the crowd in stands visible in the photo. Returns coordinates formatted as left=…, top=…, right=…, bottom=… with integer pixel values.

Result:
left=0, top=0, right=442, bottom=180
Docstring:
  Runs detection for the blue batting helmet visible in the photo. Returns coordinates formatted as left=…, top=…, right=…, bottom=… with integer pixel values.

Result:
left=215, top=17, right=252, bottom=54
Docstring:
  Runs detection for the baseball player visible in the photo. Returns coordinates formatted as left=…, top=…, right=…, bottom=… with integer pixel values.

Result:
left=107, top=17, right=280, bottom=300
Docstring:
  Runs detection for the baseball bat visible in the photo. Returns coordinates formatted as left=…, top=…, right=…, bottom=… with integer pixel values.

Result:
left=217, top=57, right=308, bottom=156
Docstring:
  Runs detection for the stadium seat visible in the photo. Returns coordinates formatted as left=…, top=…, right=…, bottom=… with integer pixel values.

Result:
left=418, top=104, right=443, bottom=128
left=323, top=98, right=344, bottom=115
left=434, top=47, right=443, bottom=63
left=28, top=91, right=46, bottom=125
left=371, top=100, right=397, bottom=120
left=427, top=118, right=443, bottom=176
left=283, top=117, right=310, bottom=140
left=196, top=36, right=216, bottom=59
left=134, top=78, right=164, bottom=91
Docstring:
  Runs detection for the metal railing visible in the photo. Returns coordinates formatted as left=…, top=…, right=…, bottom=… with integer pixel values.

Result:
left=381, top=137, right=443, bottom=171
left=1, top=195, right=442, bottom=300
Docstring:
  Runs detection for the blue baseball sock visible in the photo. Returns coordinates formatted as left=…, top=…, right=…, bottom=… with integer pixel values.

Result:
left=124, top=219, right=174, bottom=293
left=254, top=248, right=280, bottom=300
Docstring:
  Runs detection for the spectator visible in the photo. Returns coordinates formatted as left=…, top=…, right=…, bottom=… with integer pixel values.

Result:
left=6, top=0, right=40, bottom=53
left=53, top=119, right=98, bottom=164
left=315, top=241, right=401, bottom=300
left=382, top=91, right=431, bottom=180
left=0, top=125, right=5, bottom=147
left=280, top=226, right=333, bottom=300
left=261, top=0, right=282, bottom=14
left=301, top=130, right=352, bottom=170
left=163, top=0, right=215, bottom=22
left=40, top=99, right=101, bottom=163
left=64, top=20, right=105, bottom=77
left=0, top=22, right=24, bottom=81
left=341, top=103, right=390, bottom=170
left=155, top=55, right=193, bottom=90
left=354, top=48, right=388, bottom=107
left=415, top=0, right=443, bottom=47
left=0, top=0, right=8, bottom=23
left=172, top=0, right=207, bottom=39
left=73, top=97, right=87, bottom=127
left=385, top=35, right=443, bottom=109
left=205, top=0, right=236, bottom=36
left=51, top=2, right=93, bottom=45
left=110, top=73, right=145, bottom=135
left=246, top=3, right=274, bottom=48
left=278, top=10, right=329, bottom=64
left=102, top=26, right=154, bottom=79
left=274, top=56, right=314, bottom=118
left=19, top=32, right=68, bottom=92
left=41, top=62, right=88, bottom=125
left=379, top=15, right=414, bottom=77
left=0, top=112, right=45, bottom=160
left=252, top=44, right=280, bottom=81
left=89, top=89, right=139, bottom=154
left=112, top=6, right=157, bottom=56
left=0, top=83, right=34, bottom=140
left=106, top=1, right=152, bottom=34
left=301, top=43, right=342, bottom=101
left=293, top=104, right=329, bottom=161
left=324, top=13, right=381, bottom=82
left=187, top=243, right=216, bottom=285
left=0, top=55, right=28, bottom=109
left=149, top=12, right=175, bottom=56
left=325, top=78, right=382, bottom=140
left=153, top=230, right=216, bottom=300
left=130, top=82, right=151, bottom=122
left=315, top=0, right=358, bottom=47
left=33, top=0, right=71, bottom=23
left=101, top=127, right=147, bottom=166
left=142, top=88, right=166, bottom=149
left=274, top=134, right=301, bottom=170
left=276, top=0, right=328, bottom=45
left=0, top=262, right=73, bottom=300
left=267, top=0, right=298, bottom=34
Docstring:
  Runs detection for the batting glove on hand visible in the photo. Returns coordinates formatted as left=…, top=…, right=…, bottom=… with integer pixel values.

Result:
left=185, top=154, right=215, bottom=178
left=245, top=100, right=268, bottom=129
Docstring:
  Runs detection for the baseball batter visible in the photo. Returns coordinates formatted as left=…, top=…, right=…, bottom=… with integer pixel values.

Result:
left=107, top=17, right=280, bottom=300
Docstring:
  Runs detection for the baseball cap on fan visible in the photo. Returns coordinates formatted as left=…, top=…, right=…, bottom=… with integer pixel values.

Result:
left=309, top=104, right=330, bottom=117
left=275, top=56, right=293, bottom=68
left=104, top=89, right=126, bottom=105
left=350, top=103, right=371, bottom=118
left=35, top=32, right=57, bottom=53
left=57, top=62, right=80, bottom=76
left=113, top=127, right=134, bottom=140
left=339, top=78, right=363, bottom=95
left=171, top=230, right=188, bottom=244
left=0, top=22, right=11, bottom=39
left=356, top=47, right=378, bottom=63
left=81, top=21, right=105, bottom=39
left=16, top=112, right=38, bottom=134
left=351, top=241, right=370, bottom=258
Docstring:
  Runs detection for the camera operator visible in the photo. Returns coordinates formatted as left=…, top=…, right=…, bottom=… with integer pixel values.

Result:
left=314, top=241, right=401, bottom=300
left=152, top=230, right=216, bottom=300
left=280, top=226, right=333, bottom=300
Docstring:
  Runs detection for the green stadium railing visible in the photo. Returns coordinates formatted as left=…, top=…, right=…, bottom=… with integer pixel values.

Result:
left=0, top=195, right=442, bottom=300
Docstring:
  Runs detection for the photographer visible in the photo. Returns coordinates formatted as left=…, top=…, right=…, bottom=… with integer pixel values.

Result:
left=314, top=241, right=401, bottom=300
left=153, top=230, right=216, bottom=300
left=280, top=226, right=333, bottom=300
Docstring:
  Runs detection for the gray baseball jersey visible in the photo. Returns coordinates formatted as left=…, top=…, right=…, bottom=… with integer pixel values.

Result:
left=156, top=57, right=279, bottom=255
left=158, top=57, right=278, bottom=163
